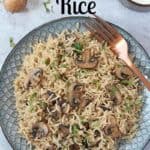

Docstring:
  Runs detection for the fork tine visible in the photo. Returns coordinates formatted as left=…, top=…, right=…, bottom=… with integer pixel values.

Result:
left=86, top=21, right=111, bottom=43
left=84, top=23, right=103, bottom=42
left=93, top=14, right=119, bottom=37
left=90, top=17, right=114, bottom=40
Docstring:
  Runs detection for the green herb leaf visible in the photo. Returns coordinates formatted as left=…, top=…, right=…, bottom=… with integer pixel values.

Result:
left=38, top=101, right=47, bottom=110
left=92, top=79, right=101, bottom=89
left=72, top=42, right=83, bottom=54
left=44, top=58, right=50, bottom=66
left=121, top=80, right=134, bottom=86
left=91, top=120, right=100, bottom=128
left=43, top=0, right=53, bottom=13
left=60, top=64, right=68, bottom=68
left=110, top=86, right=118, bottom=96
left=135, top=99, right=143, bottom=106
left=43, top=2, right=50, bottom=12
left=71, top=124, right=79, bottom=135
left=54, top=72, right=61, bottom=80
left=9, top=37, right=15, bottom=48
left=50, top=61, right=57, bottom=69
left=30, top=92, right=37, bottom=100
left=29, top=106, right=36, bottom=112
left=124, top=101, right=132, bottom=112
left=28, top=92, right=38, bottom=112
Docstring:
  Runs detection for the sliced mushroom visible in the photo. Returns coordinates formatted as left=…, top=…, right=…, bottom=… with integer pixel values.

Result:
left=69, top=83, right=85, bottom=109
left=31, top=122, right=48, bottom=139
left=51, top=110, right=61, bottom=121
left=72, top=83, right=85, bottom=98
left=94, top=130, right=101, bottom=138
left=69, top=143, right=80, bottom=150
left=68, top=83, right=91, bottom=111
left=24, top=68, right=43, bottom=89
left=41, top=90, right=57, bottom=106
left=115, top=66, right=133, bottom=80
left=113, top=90, right=122, bottom=105
left=57, top=98, right=68, bottom=114
left=70, top=98, right=80, bottom=109
left=103, top=125, right=122, bottom=139
left=107, top=115, right=117, bottom=126
left=41, top=90, right=56, bottom=100
left=58, top=124, right=70, bottom=138
left=75, top=50, right=99, bottom=69
left=80, top=98, right=91, bottom=109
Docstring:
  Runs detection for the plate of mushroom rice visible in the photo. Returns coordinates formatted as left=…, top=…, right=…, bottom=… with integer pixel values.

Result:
left=0, top=17, right=150, bottom=150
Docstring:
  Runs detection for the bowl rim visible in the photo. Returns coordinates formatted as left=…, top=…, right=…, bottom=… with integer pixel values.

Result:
left=0, top=16, right=149, bottom=150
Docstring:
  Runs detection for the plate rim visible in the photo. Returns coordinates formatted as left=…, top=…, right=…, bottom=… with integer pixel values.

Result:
left=0, top=16, right=150, bottom=150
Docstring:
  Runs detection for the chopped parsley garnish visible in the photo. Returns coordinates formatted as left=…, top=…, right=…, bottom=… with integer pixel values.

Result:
left=72, top=42, right=83, bottom=54
left=44, top=58, right=50, bottom=66
left=124, top=102, right=132, bottom=112
left=110, top=86, right=118, bottom=96
left=9, top=37, right=15, bottom=48
left=30, top=92, right=37, bottom=100
left=71, top=124, right=79, bottom=135
left=28, top=92, right=37, bottom=112
left=50, top=61, right=57, bottom=69
left=60, top=63, right=68, bottom=68
left=121, top=80, right=134, bottom=86
left=54, top=72, right=61, bottom=80
left=43, top=0, right=53, bottom=13
left=38, top=101, right=47, bottom=110
left=135, top=98, right=143, bottom=106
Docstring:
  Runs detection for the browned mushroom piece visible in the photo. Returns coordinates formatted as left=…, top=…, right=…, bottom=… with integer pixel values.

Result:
left=41, top=90, right=57, bottom=106
left=31, top=122, right=48, bottom=139
left=69, top=143, right=80, bottom=150
left=94, top=130, right=101, bottom=138
left=58, top=124, right=70, bottom=138
left=41, top=90, right=56, bottom=100
left=69, top=83, right=85, bottom=109
left=103, top=125, right=122, bottom=139
left=69, top=83, right=92, bottom=111
left=113, top=90, right=122, bottom=105
left=80, top=98, right=91, bottom=109
left=73, top=83, right=85, bottom=98
left=107, top=115, right=117, bottom=126
left=51, top=110, right=61, bottom=121
left=70, top=98, right=80, bottom=109
left=24, top=68, right=43, bottom=89
left=115, top=66, right=133, bottom=80
left=57, top=98, right=68, bottom=114
left=75, top=49, right=99, bottom=69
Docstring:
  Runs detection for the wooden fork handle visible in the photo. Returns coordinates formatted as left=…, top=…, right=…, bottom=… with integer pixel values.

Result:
left=125, top=57, right=150, bottom=91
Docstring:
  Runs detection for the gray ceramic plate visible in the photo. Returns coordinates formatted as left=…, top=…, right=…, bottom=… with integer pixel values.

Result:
left=0, top=17, right=150, bottom=150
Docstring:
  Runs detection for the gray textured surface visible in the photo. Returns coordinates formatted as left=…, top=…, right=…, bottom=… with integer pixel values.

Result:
left=0, top=0, right=150, bottom=150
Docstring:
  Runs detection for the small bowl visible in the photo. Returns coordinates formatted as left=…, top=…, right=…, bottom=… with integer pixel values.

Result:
left=120, top=0, right=150, bottom=12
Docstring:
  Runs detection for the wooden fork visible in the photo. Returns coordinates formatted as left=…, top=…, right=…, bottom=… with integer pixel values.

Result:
left=84, top=14, right=150, bottom=91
